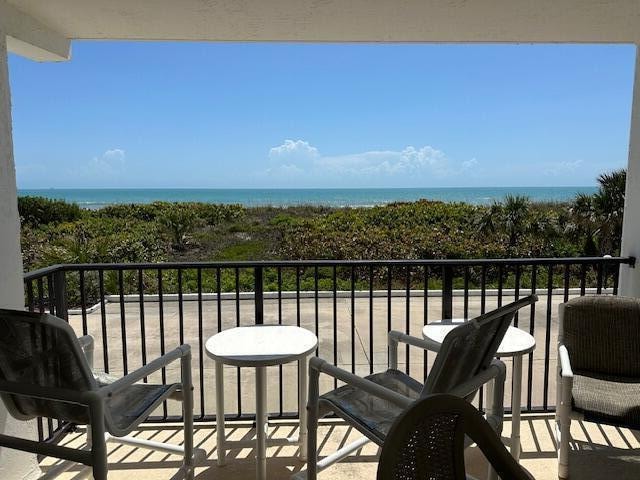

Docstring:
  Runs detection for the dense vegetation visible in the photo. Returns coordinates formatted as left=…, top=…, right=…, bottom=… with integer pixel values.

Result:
left=20, top=170, right=626, bottom=301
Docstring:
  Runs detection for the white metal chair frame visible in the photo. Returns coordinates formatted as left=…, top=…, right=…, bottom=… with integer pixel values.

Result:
left=0, top=310, right=199, bottom=480
left=296, top=295, right=538, bottom=480
left=301, top=337, right=507, bottom=480
left=555, top=297, right=640, bottom=479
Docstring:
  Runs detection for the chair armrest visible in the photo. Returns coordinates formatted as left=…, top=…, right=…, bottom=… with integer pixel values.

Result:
left=97, top=345, right=191, bottom=398
left=77, top=335, right=95, bottom=369
left=558, top=344, right=573, bottom=378
left=388, top=330, right=431, bottom=369
left=309, top=357, right=414, bottom=409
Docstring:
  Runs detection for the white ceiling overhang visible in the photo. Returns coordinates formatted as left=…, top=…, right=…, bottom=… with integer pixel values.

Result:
left=2, top=0, right=640, bottom=61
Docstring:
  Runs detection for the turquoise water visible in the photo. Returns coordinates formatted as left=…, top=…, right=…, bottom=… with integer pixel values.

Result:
left=18, top=187, right=598, bottom=208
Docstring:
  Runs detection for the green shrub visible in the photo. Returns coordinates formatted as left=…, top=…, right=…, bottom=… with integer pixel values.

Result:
left=18, top=196, right=82, bottom=226
left=157, top=204, right=199, bottom=250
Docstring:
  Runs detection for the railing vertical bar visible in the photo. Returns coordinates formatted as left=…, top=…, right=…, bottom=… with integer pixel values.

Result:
left=423, top=266, right=429, bottom=382
left=98, top=270, right=109, bottom=373
left=279, top=266, right=284, bottom=416
left=333, top=265, right=338, bottom=389
left=157, top=269, right=167, bottom=419
left=79, top=271, right=88, bottom=335
left=235, top=267, right=241, bottom=417
left=596, top=262, right=604, bottom=294
left=580, top=264, right=587, bottom=295
left=216, top=266, right=224, bottom=417
left=369, top=265, right=374, bottom=375
left=442, top=266, right=453, bottom=320
left=387, top=266, right=392, bottom=334
left=497, top=265, right=504, bottom=308
left=278, top=267, right=283, bottom=325
left=405, top=265, right=411, bottom=375
left=514, top=265, right=521, bottom=327
left=463, top=267, right=470, bottom=320
left=37, top=278, right=45, bottom=313
left=138, top=269, right=147, bottom=383
left=527, top=265, right=538, bottom=411
left=254, top=266, right=264, bottom=326
left=176, top=268, right=184, bottom=346
left=296, top=266, right=301, bottom=327
left=387, top=265, right=392, bottom=370
left=613, top=263, right=620, bottom=295
left=314, top=266, right=319, bottom=356
left=197, top=267, right=205, bottom=419
left=216, top=267, right=222, bottom=333
left=479, top=265, right=485, bottom=409
left=26, top=280, right=35, bottom=313
left=543, top=264, right=554, bottom=410
left=118, top=270, right=128, bottom=375
left=480, top=266, right=487, bottom=314
left=351, top=265, right=356, bottom=374
left=37, top=418, right=44, bottom=442
left=47, top=274, right=55, bottom=315
left=563, top=264, right=570, bottom=303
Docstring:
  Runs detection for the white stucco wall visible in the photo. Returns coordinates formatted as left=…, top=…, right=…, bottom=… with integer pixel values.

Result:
left=620, top=47, right=640, bottom=298
left=0, top=32, right=41, bottom=480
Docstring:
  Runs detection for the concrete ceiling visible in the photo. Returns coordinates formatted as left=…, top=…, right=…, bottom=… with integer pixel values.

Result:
left=6, top=0, right=640, bottom=43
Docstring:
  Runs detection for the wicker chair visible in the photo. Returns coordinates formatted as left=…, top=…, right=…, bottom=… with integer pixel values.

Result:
left=0, top=309, right=200, bottom=480
left=556, top=295, right=640, bottom=479
left=378, top=393, right=534, bottom=480
left=298, top=295, right=537, bottom=480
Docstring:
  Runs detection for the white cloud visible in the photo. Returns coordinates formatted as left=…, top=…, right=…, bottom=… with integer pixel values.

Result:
left=543, top=159, right=583, bottom=176
left=265, top=139, right=473, bottom=183
left=462, top=158, right=478, bottom=170
left=77, top=148, right=126, bottom=181
left=269, top=140, right=319, bottom=161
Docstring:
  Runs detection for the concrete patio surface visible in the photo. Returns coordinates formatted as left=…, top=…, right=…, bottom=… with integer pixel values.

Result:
left=41, top=413, right=640, bottom=479
left=65, top=291, right=580, bottom=417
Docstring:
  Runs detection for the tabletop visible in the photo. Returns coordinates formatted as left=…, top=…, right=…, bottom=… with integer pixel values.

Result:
left=422, top=320, right=536, bottom=357
left=205, top=325, right=318, bottom=367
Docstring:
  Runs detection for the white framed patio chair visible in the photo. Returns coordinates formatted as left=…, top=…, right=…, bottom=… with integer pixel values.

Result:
left=0, top=309, right=200, bottom=480
left=556, top=295, right=640, bottom=479
left=298, top=295, right=538, bottom=480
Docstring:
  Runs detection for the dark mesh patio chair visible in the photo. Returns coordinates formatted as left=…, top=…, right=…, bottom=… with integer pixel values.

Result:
left=556, top=295, right=640, bottom=478
left=378, top=393, right=534, bottom=480
left=296, top=295, right=537, bottom=480
left=0, top=309, right=200, bottom=480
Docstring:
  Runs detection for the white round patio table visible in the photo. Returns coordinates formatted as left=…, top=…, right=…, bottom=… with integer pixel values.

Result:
left=422, top=320, right=535, bottom=462
left=206, top=325, right=318, bottom=480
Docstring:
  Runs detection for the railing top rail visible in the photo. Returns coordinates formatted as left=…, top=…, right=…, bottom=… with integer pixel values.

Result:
left=23, top=256, right=635, bottom=279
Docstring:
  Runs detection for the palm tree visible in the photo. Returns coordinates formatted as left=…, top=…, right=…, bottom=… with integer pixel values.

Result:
left=503, top=195, right=531, bottom=249
left=477, top=195, right=531, bottom=254
left=568, top=169, right=626, bottom=256
left=593, top=169, right=626, bottom=254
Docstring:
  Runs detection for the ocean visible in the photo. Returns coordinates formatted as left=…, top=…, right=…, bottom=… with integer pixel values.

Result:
left=18, top=187, right=598, bottom=209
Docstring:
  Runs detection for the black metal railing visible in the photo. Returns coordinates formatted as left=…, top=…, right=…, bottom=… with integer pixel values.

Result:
left=24, top=256, right=635, bottom=441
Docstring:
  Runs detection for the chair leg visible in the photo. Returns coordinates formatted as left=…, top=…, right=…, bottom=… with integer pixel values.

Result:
left=556, top=377, right=571, bottom=479
left=306, top=365, right=320, bottom=480
left=182, top=351, right=195, bottom=480
left=89, top=400, right=108, bottom=480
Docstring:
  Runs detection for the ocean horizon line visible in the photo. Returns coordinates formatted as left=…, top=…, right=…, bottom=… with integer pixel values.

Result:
left=18, top=186, right=599, bottom=208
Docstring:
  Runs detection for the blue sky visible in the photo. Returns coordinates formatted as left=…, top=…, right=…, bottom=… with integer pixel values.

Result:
left=8, top=42, right=636, bottom=189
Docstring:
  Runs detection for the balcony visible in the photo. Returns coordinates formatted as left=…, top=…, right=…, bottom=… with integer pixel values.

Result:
left=23, top=256, right=640, bottom=478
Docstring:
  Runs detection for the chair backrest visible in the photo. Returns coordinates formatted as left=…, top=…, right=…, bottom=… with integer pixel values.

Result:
left=0, top=309, right=96, bottom=423
left=560, top=295, right=640, bottom=377
left=377, top=394, right=533, bottom=480
left=424, top=295, right=537, bottom=396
